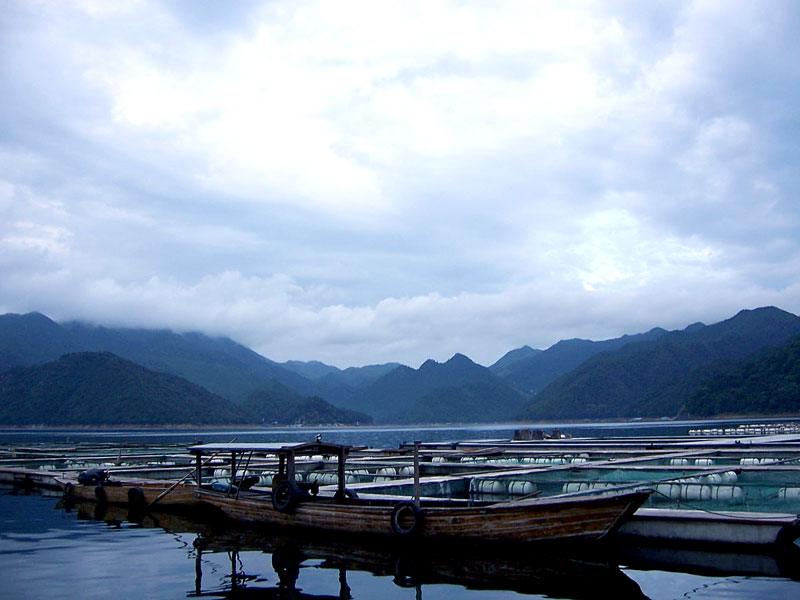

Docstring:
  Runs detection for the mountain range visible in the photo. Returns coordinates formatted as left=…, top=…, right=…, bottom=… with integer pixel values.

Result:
left=1, top=307, right=799, bottom=425
left=520, top=307, right=800, bottom=420
left=0, top=351, right=370, bottom=426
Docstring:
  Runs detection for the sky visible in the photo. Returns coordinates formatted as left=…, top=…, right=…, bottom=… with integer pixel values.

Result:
left=1, top=1, right=799, bottom=369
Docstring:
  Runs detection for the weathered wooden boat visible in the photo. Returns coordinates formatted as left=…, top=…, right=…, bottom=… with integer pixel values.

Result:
left=56, top=498, right=648, bottom=599
left=189, top=441, right=651, bottom=543
left=58, top=469, right=198, bottom=509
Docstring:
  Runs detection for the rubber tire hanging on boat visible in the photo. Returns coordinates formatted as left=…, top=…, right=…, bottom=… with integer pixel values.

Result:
left=390, top=501, right=422, bottom=535
left=63, top=482, right=74, bottom=498
left=272, top=480, right=300, bottom=513
left=94, top=485, right=107, bottom=504
left=128, top=487, right=146, bottom=510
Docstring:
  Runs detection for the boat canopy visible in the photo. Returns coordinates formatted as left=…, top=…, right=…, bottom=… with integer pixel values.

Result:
left=188, top=441, right=366, bottom=499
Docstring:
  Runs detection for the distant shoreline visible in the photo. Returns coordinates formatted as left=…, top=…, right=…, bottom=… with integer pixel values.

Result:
left=1, top=414, right=799, bottom=431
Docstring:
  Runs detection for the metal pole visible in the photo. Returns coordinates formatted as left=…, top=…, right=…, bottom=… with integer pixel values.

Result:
left=337, top=447, right=346, bottom=499
left=413, top=440, right=421, bottom=507
left=229, top=451, right=237, bottom=497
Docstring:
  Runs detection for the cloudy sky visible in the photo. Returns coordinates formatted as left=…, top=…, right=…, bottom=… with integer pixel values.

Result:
left=2, top=1, right=799, bottom=368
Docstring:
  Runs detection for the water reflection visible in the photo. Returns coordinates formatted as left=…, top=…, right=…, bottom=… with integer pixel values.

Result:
left=190, top=548, right=354, bottom=599
left=63, top=499, right=648, bottom=600
left=189, top=532, right=650, bottom=600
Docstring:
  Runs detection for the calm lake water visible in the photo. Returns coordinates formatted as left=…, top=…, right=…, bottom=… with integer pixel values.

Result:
left=2, top=420, right=800, bottom=600
left=0, top=417, right=781, bottom=446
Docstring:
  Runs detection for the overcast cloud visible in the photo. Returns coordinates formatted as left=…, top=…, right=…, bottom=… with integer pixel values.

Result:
left=2, top=1, right=799, bottom=368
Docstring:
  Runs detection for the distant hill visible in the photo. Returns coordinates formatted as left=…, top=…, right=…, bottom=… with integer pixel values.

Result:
left=0, top=352, right=374, bottom=426
left=4, top=307, right=799, bottom=424
left=61, top=320, right=315, bottom=401
left=0, top=352, right=248, bottom=425
left=0, top=313, right=315, bottom=402
left=341, top=353, right=530, bottom=423
left=0, top=313, right=400, bottom=408
left=519, top=307, right=800, bottom=420
left=389, top=379, right=531, bottom=424
left=0, top=312, right=75, bottom=370
left=281, top=360, right=400, bottom=388
left=489, top=345, right=542, bottom=376
left=686, top=335, right=800, bottom=417
left=241, top=380, right=372, bottom=425
left=281, top=360, right=341, bottom=380
left=492, top=329, right=668, bottom=394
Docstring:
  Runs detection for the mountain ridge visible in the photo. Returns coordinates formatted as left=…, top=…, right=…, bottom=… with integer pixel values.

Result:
left=0, top=352, right=371, bottom=426
left=519, top=306, right=800, bottom=420
left=2, top=306, right=798, bottom=424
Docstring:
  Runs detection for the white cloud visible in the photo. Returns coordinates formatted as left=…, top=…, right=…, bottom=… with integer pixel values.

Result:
left=1, top=0, right=799, bottom=368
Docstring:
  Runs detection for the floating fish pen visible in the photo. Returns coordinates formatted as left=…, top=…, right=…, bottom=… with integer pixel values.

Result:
left=3, top=426, right=800, bottom=548
left=689, top=421, right=800, bottom=437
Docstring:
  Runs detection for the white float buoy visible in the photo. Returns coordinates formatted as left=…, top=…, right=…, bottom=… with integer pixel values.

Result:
left=507, top=480, right=536, bottom=495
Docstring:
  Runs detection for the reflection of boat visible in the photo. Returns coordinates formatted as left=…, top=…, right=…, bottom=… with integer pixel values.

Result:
left=59, top=497, right=201, bottom=529
left=189, top=441, right=650, bottom=543
left=191, top=527, right=650, bottom=600
left=614, top=539, right=800, bottom=582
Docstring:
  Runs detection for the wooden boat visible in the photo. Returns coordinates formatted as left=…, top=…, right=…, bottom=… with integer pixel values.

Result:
left=55, top=498, right=648, bottom=599
left=189, top=441, right=651, bottom=543
left=57, top=472, right=198, bottom=508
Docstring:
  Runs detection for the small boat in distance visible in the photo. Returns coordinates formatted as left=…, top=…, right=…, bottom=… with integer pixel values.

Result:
left=188, top=440, right=651, bottom=543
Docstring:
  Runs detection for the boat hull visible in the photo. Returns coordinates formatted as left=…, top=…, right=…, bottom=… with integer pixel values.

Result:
left=195, top=489, right=650, bottom=542
left=59, top=478, right=198, bottom=507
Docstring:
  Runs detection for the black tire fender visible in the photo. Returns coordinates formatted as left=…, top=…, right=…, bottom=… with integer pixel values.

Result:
left=272, top=480, right=300, bottom=513
left=390, top=501, right=422, bottom=535
left=63, top=482, right=74, bottom=498
left=128, top=486, right=146, bottom=508
left=94, top=485, right=107, bottom=504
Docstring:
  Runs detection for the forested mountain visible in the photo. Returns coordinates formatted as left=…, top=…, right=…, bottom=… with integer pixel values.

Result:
left=241, top=380, right=372, bottom=425
left=389, top=379, right=530, bottom=424
left=489, top=345, right=542, bottom=376
left=60, top=320, right=314, bottom=401
left=491, top=329, right=668, bottom=394
left=2, top=307, right=799, bottom=424
left=0, top=352, right=248, bottom=425
left=280, top=360, right=402, bottom=406
left=519, top=307, right=800, bottom=420
left=0, top=312, right=76, bottom=371
left=340, top=353, right=528, bottom=422
left=0, top=313, right=310, bottom=401
left=0, top=313, right=397, bottom=406
left=0, top=352, right=371, bottom=426
left=686, top=335, right=800, bottom=416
